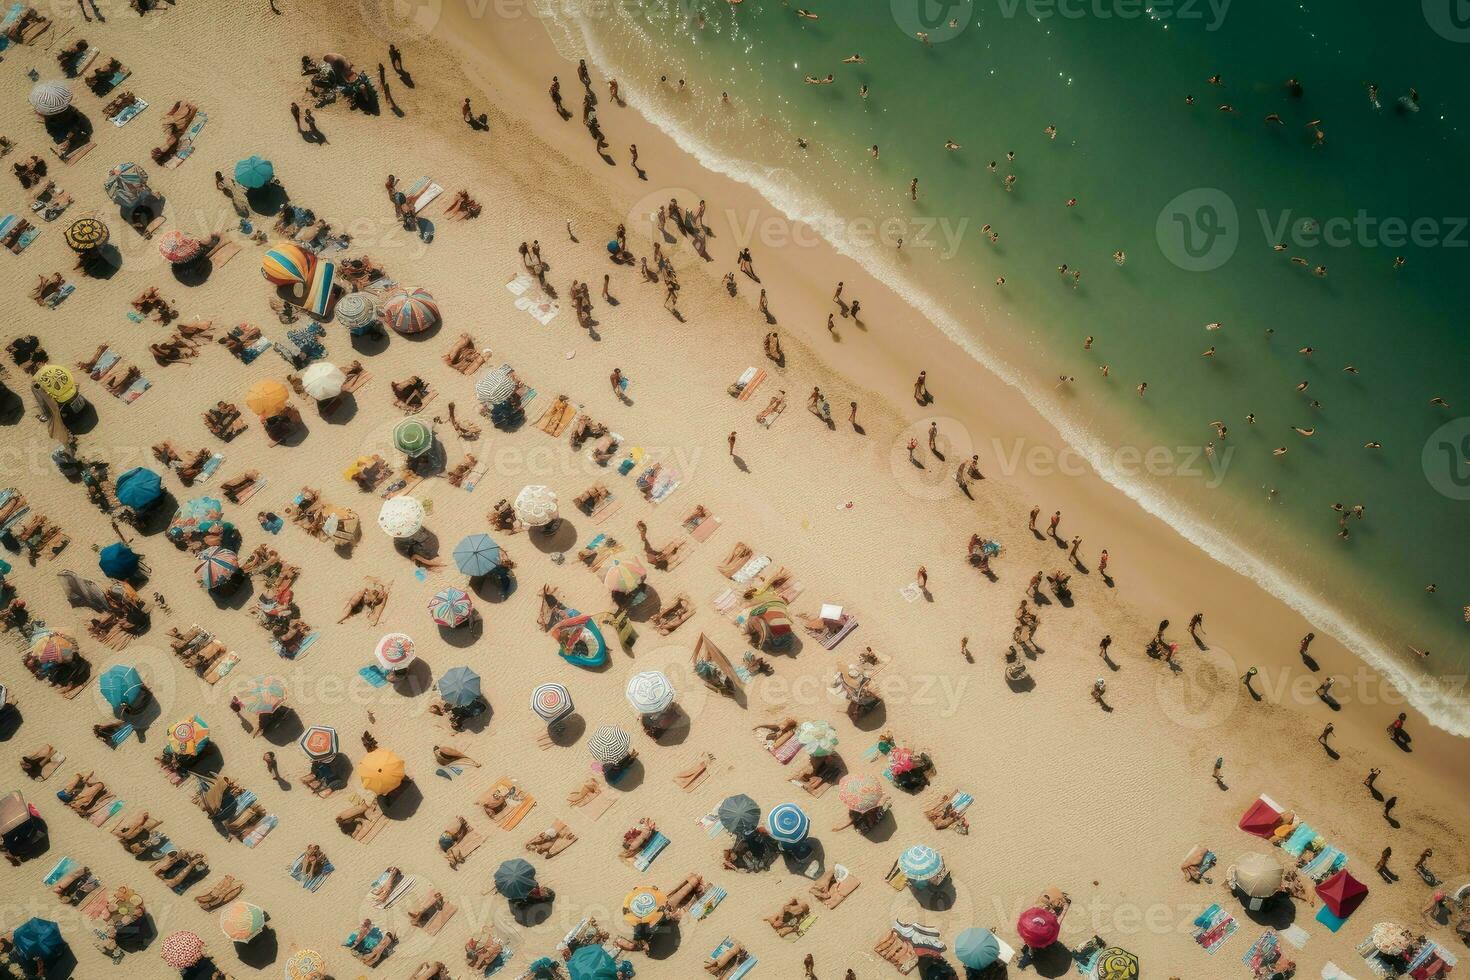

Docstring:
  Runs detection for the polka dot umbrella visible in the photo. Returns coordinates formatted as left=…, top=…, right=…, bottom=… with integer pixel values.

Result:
left=381, top=287, right=439, bottom=335
left=28, top=81, right=72, bottom=116
left=160, top=930, right=205, bottom=968
left=158, top=229, right=203, bottom=264
left=64, top=217, right=108, bottom=252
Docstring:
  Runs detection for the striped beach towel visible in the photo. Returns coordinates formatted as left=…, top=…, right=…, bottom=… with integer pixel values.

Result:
left=1193, top=903, right=1238, bottom=954
left=1282, top=823, right=1316, bottom=857
left=690, top=885, right=727, bottom=920
left=632, top=831, right=669, bottom=872
left=42, top=856, right=76, bottom=886
left=1302, top=846, right=1347, bottom=881
left=242, top=814, right=277, bottom=848
left=288, top=853, right=335, bottom=891
left=304, top=258, right=336, bottom=318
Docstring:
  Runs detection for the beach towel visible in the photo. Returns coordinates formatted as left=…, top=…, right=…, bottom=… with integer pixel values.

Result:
left=89, top=799, right=123, bottom=827
left=197, top=453, right=225, bottom=483
left=1303, top=846, right=1348, bottom=882
left=43, top=856, right=77, bottom=886
left=111, top=99, right=148, bottom=127
left=1192, top=903, right=1238, bottom=954
left=163, top=112, right=208, bottom=167
left=418, top=901, right=458, bottom=936
left=1316, top=904, right=1348, bottom=933
left=1283, top=823, right=1317, bottom=857
left=772, top=738, right=803, bottom=764
left=690, top=885, right=727, bottom=921
left=730, top=555, right=770, bottom=584
left=242, top=814, right=277, bottom=848
left=631, top=831, right=669, bottom=872
left=304, top=258, right=336, bottom=318
left=688, top=514, right=722, bottom=542
left=358, top=664, right=390, bottom=687
left=288, top=853, right=335, bottom=891
left=1243, top=931, right=1281, bottom=973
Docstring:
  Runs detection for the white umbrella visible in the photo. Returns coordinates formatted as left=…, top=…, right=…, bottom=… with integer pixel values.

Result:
left=796, top=720, right=839, bottom=756
left=29, top=81, right=72, bottom=116
left=514, top=485, right=558, bottom=527
left=625, top=670, right=675, bottom=715
left=299, top=362, right=346, bottom=400
left=377, top=496, right=425, bottom=538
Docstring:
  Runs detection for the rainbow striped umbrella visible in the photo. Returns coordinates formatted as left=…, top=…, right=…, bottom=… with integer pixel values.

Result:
left=375, top=633, right=414, bottom=670
left=30, top=630, right=78, bottom=665
left=428, top=587, right=473, bottom=627
left=167, top=715, right=210, bottom=756
left=260, top=242, right=312, bottom=286
left=64, top=217, right=108, bottom=252
left=195, top=546, right=239, bottom=590
left=530, top=682, right=573, bottom=724
left=160, top=931, right=205, bottom=968
left=602, top=556, right=646, bottom=595
left=838, top=774, right=883, bottom=813
left=283, top=948, right=326, bottom=980
left=298, top=725, right=338, bottom=760
left=381, top=287, right=439, bottom=335
left=218, top=901, right=266, bottom=942
left=240, top=675, right=287, bottom=715
left=158, top=229, right=203, bottom=264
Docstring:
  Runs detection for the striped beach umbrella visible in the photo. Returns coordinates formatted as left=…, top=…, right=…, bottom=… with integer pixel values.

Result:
left=474, top=366, right=516, bottom=405
left=99, top=665, right=144, bottom=710
left=99, top=542, right=141, bottom=579
left=104, top=162, right=149, bottom=206
left=240, top=675, right=287, bottom=715
left=28, top=81, right=72, bottom=116
left=622, top=886, right=667, bottom=925
left=494, top=858, right=538, bottom=901
left=1016, top=907, right=1061, bottom=948
left=376, top=496, right=425, bottom=538
left=898, top=843, right=944, bottom=883
left=587, top=725, right=631, bottom=765
left=30, top=630, right=78, bottom=665
left=357, top=749, right=405, bottom=795
left=382, top=287, right=439, bottom=335
left=218, top=901, right=266, bottom=942
left=64, top=217, right=108, bottom=252
left=955, top=928, right=1001, bottom=970
left=299, top=362, right=345, bottom=400
left=437, top=666, right=481, bottom=708
left=428, top=587, right=472, bottom=627
left=601, top=556, right=646, bottom=595
left=452, top=534, right=501, bottom=576
left=374, top=633, right=414, bottom=670
left=334, top=292, right=378, bottom=331
left=195, top=546, right=239, bottom=590
left=283, top=947, right=326, bottom=980
left=796, top=720, right=839, bottom=757
left=530, top=682, right=573, bottom=724
left=157, top=229, right=202, bottom=264
left=766, top=802, right=810, bottom=845
left=233, top=155, right=274, bottom=190
left=718, top=794, right=761, bottom=836
left=115, top=467, right=163, bottom=510
left=260, top=242, right=312, bottom=286
left=838, top=774, right=882, bottom=813
left=625, top=670, right=674, bottom=715
left=513, top=485, right=558, bottom=527
left=167, top=715, right=210, bottom=756
left=35, top=365, right=77, bottom=403
left=1096, top=947, right=1140, bottom=980
left=298, top=725, right=338, bottom=760
left=244, top=378, right=290, bottom=418
left=392, top=418, right=433, bottom=457
left=160, top=930, right=205, bottom=968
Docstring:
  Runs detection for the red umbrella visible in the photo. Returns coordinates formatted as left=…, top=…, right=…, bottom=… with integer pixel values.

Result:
left=1237, top=797, right=1281, bottom=838
left=1315, top=870, right=1368, bottom=918
left=1016, top=907, right=1060, bottom=948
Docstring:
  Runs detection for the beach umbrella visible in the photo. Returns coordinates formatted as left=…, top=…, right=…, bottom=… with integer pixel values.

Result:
left=104, top=162, right=149, bottom=206
left=437, top=666, right=482, bottom=708
left=1316, top=870, right=1368, bottom=918
left=374, top=633, right=414, bottom=670
left=283, top=947, right=327, bottom=980
left=1229, top=852, right=1284, bottom=899
left=718, top=794, right=761, bottom=836
left=530, top=682, right=573, bottom=724
left=260, top=242, right=312, bottom=286
left=99, top=542, right=141, bottom=579
left=28, top=81, right=72, bottom=116
left=392, top=417, right=433, bottom=457
left=567, top=945, right=618, bottom=980
left=381, top=287, right=439, bottom=335
left=195, top=546, right=239, bottom=590
left=838, top=774, right=883, bottom=813
left=167, top=715, right=210, bottom=756
left=12, top=918, right=64, bottom=962
left=766, top=802, right=810, bottom=845
left=1016, top=907, right=1061, bottom=948
left=35, top=365, right=77, bottom=403
left=233, top=155, right=274, bottom=189
left=99, top=665, right=144, bottom=710
left=115, top=466, right=164, bottom=510
left=475, top=366, right=517, bottom=405
left=298, top=725, right=338, bottom=760
left=1095, top=947, right=1140, bottom=980
left=888, top=747, right=917, bottom=775
left=245, top=379, right=290, bottom=418
left=157, top=229, right=203, bottom=264
left=602, top=556, right=646, bottom=595
left=1370, top=922, right=1414, bottom=956
left=514, top=485, right=558, bottom=527
left=625, top=670, right=675, bottom=715
left=299, top=362, right=346, bottom=400
left=160, top=930, right=206, bottom=968
left=452, top=534, right=502, bottom=575
left=428, top=587, right=473, bottom=627
left=219, top=901, right=266, bottom=942
left=955, top=928, right=1002, bottom=970
left=898, top=843, right=944, bottom=883
left=241, top=674, right=287, bottom=715
left=64, top=216, right=108, bottom=252
left=377, top=496, right=425, bottom=538
left=494, top=858, right=538, bottom=901
left=335, top=291, right=378, bottom=330
left=178, top=495, right=224, bottom=522
left=30, top=629, right=78, bottom=665
left=796, top=720, right=839, bottom=757
left=357, top=749, right=405, bottom=795
left=587, top=725, right=631, bottom=765
left=623, top=885, right=667, bottom=925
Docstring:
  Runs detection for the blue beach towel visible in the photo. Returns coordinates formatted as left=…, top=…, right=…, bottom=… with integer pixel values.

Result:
left=1282, top=824, right=1316, bottom=857
left=690, top=885, right=727, bottom=920
left=1315, top=904, right=1347, bottom=933
left=288, top=853, right=335, bottom=891
left=632, top=832, right=669, bottom=872
left=42, top=857, right=76, bottom=886
left=110, top=724, right=135, bottom=747
left=358, top=664, right=390, bottom=687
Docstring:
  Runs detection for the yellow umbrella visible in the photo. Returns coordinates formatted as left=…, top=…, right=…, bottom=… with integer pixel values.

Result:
left=283, top=948, right=326, bottom=980
left=244, top=379, right=289, bottom=418
left=166, top=715, right=211, bottom=756
left=35, top=365, right=77, bottom=403
left=356, top=749, right=405, bottom=795
left=623, top=885, right=667, bottom=925
left=63, top=216, right=108, bottom=252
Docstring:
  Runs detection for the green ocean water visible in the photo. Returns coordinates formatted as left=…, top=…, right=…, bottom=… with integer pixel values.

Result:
left=535, top=0, right=1470, bottom=730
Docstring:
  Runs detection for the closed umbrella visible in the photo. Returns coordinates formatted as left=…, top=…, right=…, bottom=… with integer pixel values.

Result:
left=245, top=379, right=290, bottom=418
left=1016, top=907, right=1060, bottom=948
left=299, top=362, right=345, bottom=400
left=437, top=666, right=481, bottom=708
left=98, top=542, right=141, bottom=579
left=514, top=485, right=558, bottom=527
left=233, top=155, right=274, bottom=189
left=167, top=715, right=210, bottom=756
left=428, top=587, right=472, bottom=627
left=955, top=928, right=1001, bottom=970
left=567, top=945, right=618, bottom=980
left=625, top=670, right=674, bottom=715
left=377, top=497, right=425, bottom=537
left=240, top=675, right=286, bottom=715
left=838, top=774, right=882, bottom=813
left=453, top=534, right=502, bottom=575
left=766, top=802, right=810, bottom=845
left=28, top=81, right=72, bottom=116
left=30, top=630, right=78, bottom=665
left=157, top=229, right=203, bottom=264
left=475, top=366, right=516, bottom=405
left=160, top=930, right=206, bottom=968
left=283, top=948, right=326, bottom=980
left=35, top=365, right=77, bottom=403
left=623, top=886, right=667, bottom=925
left=796, top=720, right=839, bottom=757
left=392, top=418, right=433, bottom=457
left=219, top=901, right=266, bottom=942
left=64, top=217, right=108, bottom=252
left=374, top=633, right=414, bottom=670
left=115, top=467, right=164, bottom=510
left=1096, top=947, right=1140, bottom=980
left=718, top=794, right=760, bottom=836
left=898, top=843, right=944, bottom=883
left=99, top=665, right=144, bottom=710
left=12, top=918, right=64, bottom=962
left=382, top=287, right=439, bottom=334
left=602, top=556, right=646, bottom=595
left=195, top=546, right=239, bottom=589
left=587, top=725, right=631, bottom=765
left=335, top=292, right=378, bottom=330
left=357, top=749, right=405, bottom=795
left=298, top=725, right=338, bottom=760
left=1229, top=852, right=1284, bottom=899
left=530, top=682, right=573, bottom=724
left=104, top=162, right=149, bottom=207
left=260, top=242, right=312, bottom=286
left=494, top=858, right=538, bottom=900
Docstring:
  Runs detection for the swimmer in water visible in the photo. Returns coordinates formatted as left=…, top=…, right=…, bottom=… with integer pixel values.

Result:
left=1429, top=396, right=1449, bottom=408
left=842, top=54, right=864, bottom=63
left=1265, top=113, right=1284, bottom=125
left=1273, top=447, right=1288, bottom=456
left=860, top=85, right=868, bottom=99
left=1205, top=322, right=1222, bottom=331
left=1296, top=381, right=1310, bottom=392
left=1246, top=414, right=1255, bottom=424
left=1202, top=347, right=1216, bottom=357
left=1298, top=347, right=1314, bottom=355
left=1293, top=426, right=1315, bottom=436
left=796, top=8, right=819, bottom=19
left=869, top=145, right=879, bottom=158
left=1113, top=250, right=1126, bottom=265
left=1044, top=124, right=1057, bottom=139
left=1136, top=382, right=1147, bottom=397
left=1364, top=441, right=1381, bottom=449
left=944, top=139, right=961, bottom=150
left=1208, top=74, right=1222, bottom=85
left=1343, top=366, right=1358, bottom=374
left=804, top=74, right=834, bottom=85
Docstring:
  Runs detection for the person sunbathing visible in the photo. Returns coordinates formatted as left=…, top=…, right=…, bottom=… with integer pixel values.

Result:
left=409, top=962, right=451, bottom=980
left=112, top=810, right=160, bottom=842
left=764, top=897, right=810, bottom=936
left=439, top=816, right=473, bottom=866
left=444, top=190, right=481, bottom=219
left=925, top=791, right=969, bottom=832
left=175, top=448, right=212, bottom=485
left=524, top=825, right=561, bottom=856
left=50, top=863, right=91, bottom=898
left=194, top=875, right=243, bottom=910
left=489, top=498, right=517, bottom=531
left=465, top=933, right=505, bottom=969
left=705, top=940, right=747, bottom=975
left=793, top=754, right=836, bottom=792
left=67, top=779, right=109, bottom=814
left=335, top=802, right=370, bottom=833
left=391, top=375, right=431, bottom=411
left=620, top=818, right=657, bottom=858
left=301, top=843, right=327, bottom=880
left=350, top=921, right=397, bottom=966
left=445, top=455, right=477, bottom=487
left=757, top=393, right=786, bottom=425
left=218, top=469, right=258, bottom=500
left=369, top=867, right=402, bottom=905
left=442, top=333, right=478, bottom=370
left=564, top=779, right=598, bottom=807
left=154, top=850, right=206, bottom=888
left=433, top=745, right=479, bottom=768
left=407, top=890, right=444, bottom=926
left=20, top=744, right=55, bottom=777
left=753, top=717, right=798, bottom=750
left=223, top=801, right=265, bottom=836
left=721, top=837, right=754, bottom=871
left=29, top=273, right=64, bottom=306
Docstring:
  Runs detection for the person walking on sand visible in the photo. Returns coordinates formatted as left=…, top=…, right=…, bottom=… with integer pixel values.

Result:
left=1241, top=666, right=1258, bottom=691
left=1068, top=535, right=1082, bottom=564
left=1318, top=723, right=1334, bottom=747
left=1029, top=506, right=1040, bottom=532
left=728, top=431, right=737, bottom=456
left=1188, top=612, right=1204, bottom=640
left=1388, top=712, right=1407, bottom=743
left=1315, top=677, right=1335, bottom=701
left=1098, top=549, right=1109, bottom=576
left=1376, top=847, right=1393, bottom=880
left=804, top=954, right=816, bottom=979
left=1364, top=767, right=1381, bottom=792
left=290, top=102, right=303, bottom=132
left=1048, top=510, right=1061, bottom=538
left=1099, top=634, right=1112, bottom=662
left=1299, top=632, right=1315, bottom=658
left=928, top=421, right=939, bottom=455
left=849, top=402, right=858, bottom=427
left=1383, top=795, right=1398, bottom=819
left=914, top=371, right=928, bottom=404
left=1415, top=848, right=1433, bottom=875
left=917, top=566, right=928, bottom=592
left=263, top=751, right=279, bottom=779
left=610, top=368, right=624, bottom=396
left=1212, top=757, right=1224, bottom=784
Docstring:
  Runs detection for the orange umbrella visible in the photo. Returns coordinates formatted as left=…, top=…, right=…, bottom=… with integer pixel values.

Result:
left=244, top=379, right=289, bottom=418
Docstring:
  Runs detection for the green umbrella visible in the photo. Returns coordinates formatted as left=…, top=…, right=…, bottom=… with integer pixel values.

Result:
left=494, top=858, right=538, bottom=900
left=393, top=418, right=433, bottom=457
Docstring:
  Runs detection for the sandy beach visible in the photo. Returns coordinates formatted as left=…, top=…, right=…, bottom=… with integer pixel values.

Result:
left=0, top=1, right=1466, bottom=978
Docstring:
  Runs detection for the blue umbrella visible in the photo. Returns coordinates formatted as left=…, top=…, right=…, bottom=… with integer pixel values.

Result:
left=955, top=927, right=1001, bottom=969
left=493, top=858, right=538, bottom=900
left=766, top=802, right=810, bottom=845
left=234, top=155, right=274, bottom=189
left=98, top=542, right=140, bottom=579
left=567, top=945, right=618, bottom=980
left=898, top=843, right=945, bottom=883
left=437, top=666, right=482, bottom=708
left=12, top=918, right=64, bottom=962
left=718, top=794, right=761, bottom=836
left=453, top=533, right=502, bottom=576
left=115, top=467, right=163, bottom=510
left=99, top=665, right=144, bottom=710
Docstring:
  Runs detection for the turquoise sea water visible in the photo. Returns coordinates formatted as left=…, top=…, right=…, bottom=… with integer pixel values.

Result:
left=535, top=0, right=1470, bottom=730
